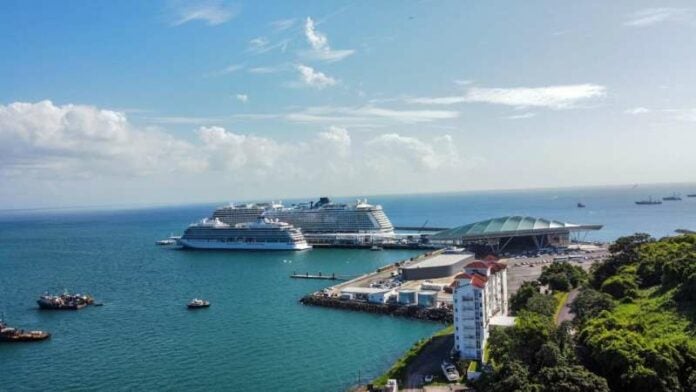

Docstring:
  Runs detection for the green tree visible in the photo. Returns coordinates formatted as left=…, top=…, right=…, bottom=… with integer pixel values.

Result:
left=536, top=366, right=610, bottom=392
left=510, top=281, right=541, bottom=314
left=570, top=288, right=615, bottom=324
left=539, top=262, right=587, bottom=290
left=525, top=293, right=558, bottom=318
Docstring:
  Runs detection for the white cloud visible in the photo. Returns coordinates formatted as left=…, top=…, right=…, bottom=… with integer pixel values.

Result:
left=248, top=66, right=282, bottom=74
left=247, top=36, right=290, bottom=55
left=172, top=1, right=239, bottom=26
left=365, top=133, right=462, bottom=172
left=295, top=64, right=337, bottom=89
left=454, top=79, right=474, bottom=86
left=409, top=84, right=606, bottom=109
left=235, top=94, right=248, bottom=103
left=506, top=112, right=536, bottom=120
left=209, top=63, right=244, bottom=76
left=624, top=8, right=691, bottom=27
left=302, top=17, right=355, bottom=62
left=270, top=18, right=297, bottom=32
left=625, top=107, right=650, bottom=115
left=0, top=101, right=205, bottom=177
left=286, top=105, right=459, bottom=125
left=0, top=101, right=480, bottom=208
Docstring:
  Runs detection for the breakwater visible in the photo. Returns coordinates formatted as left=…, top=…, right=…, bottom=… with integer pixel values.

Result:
left=300, top=295, right=453, bottom=323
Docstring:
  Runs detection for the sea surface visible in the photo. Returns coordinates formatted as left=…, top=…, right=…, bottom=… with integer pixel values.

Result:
left=1, top=184, right=695, bottom=391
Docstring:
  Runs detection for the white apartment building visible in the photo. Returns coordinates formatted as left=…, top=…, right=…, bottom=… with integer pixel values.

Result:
left=452, top=260, right=508, bottom=362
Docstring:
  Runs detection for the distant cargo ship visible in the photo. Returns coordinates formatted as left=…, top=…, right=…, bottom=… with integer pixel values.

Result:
left=212, top=197, right=394, bottom=234
left=663, top=193, right=682, bottom=201
left=635, top=197, right=662, bottom=205
left=177, top=217, right=311, bottom=250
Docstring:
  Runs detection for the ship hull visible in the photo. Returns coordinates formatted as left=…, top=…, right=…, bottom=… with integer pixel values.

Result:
left=176, top=239, right=311, bottom=251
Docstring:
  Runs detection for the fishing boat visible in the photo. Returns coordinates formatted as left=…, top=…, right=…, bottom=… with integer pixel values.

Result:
left=0, top=318, right=50, bottom=342
left=187, top=298, right=210, bottom=309
left=37, top=290, right=94, bottom=310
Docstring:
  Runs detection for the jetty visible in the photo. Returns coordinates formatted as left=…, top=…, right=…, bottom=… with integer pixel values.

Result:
left=291, top=272, right=351, bottom=281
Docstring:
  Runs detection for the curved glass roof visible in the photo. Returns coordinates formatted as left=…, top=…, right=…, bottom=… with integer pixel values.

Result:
left=431, top=216, right=601, bottom=240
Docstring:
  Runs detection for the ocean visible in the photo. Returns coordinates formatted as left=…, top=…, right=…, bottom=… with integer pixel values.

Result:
left=1, top=184, right=695, bottom=391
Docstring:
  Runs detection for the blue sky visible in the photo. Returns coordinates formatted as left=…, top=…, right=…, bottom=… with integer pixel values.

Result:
left=1, top=1, right=696, bottom=208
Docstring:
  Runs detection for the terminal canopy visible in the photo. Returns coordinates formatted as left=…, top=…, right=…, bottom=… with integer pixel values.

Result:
left=430, top=216, right=602, bottom=252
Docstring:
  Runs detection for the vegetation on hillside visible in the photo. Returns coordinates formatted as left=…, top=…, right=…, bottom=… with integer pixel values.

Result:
left=476, top=260, right=607, bottom=391
left=481, top=233, right=696, bottom=392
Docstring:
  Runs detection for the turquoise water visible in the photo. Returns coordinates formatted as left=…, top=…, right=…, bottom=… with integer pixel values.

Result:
left=1, top=184, right=696, bottom=391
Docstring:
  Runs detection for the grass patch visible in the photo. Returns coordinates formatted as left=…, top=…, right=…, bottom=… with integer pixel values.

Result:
left=467, top=360, right=480, bottom=373
left=373, top=324, right=453, bottom=387
left=553, top=291, right=569, bottom=322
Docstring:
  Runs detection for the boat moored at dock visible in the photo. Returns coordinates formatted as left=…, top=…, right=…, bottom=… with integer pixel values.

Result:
left=212, top=197, right=394, bottom=234
left=177, top=217, right=311, bottom=250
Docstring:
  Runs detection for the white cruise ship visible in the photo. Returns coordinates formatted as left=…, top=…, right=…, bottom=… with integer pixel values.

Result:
left=212, top=197, right=394, bottom=234
left=177, top=217, right=311, bottom=250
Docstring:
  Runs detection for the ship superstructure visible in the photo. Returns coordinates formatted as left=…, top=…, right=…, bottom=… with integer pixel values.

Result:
left=212, top=197, right=394, bottom=234
left=177, top=217, right=310, bottom=250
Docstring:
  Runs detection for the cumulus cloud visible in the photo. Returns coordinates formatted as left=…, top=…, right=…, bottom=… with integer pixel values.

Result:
left=302, top=17, right=355, bottom=62
left=235, top=94, right=249, bottom=103
left=171, top=0, right=239, bottom=26
left=0, top=102, right=473, bottom=190
left=409, top=84, right=606, bottom=109
left=0, top=101, right=204, bottom=178
left=295, top=64, right=337, bottom=89
left=366, top=133, right=458, bottom=171
left=624, top=8, right=691, bottom=27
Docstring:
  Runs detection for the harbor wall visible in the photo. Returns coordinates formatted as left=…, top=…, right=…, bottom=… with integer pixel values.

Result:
left=300, top=295, right=453, bottom=323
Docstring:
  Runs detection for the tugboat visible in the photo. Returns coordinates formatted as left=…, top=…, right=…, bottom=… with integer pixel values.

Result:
left=663, top=193, right=682, bottom=201
left=635, top=197, right=662, bottom=205
left=187, top=298, right=210, bottom=309
left=37, top=290, right=95, bottom=310
left=0, top=318, right=50, bottom=342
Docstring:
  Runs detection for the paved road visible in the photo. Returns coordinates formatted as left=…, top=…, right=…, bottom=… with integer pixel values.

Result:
left=403, top=334, right=454, bottom=390
left=556, top=288, right=579, bottom=325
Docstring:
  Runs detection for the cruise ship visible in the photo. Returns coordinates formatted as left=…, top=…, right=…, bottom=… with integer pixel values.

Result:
left=212, top=197, right=394, bottom=234
left=177, top=217, right=311, bottom=250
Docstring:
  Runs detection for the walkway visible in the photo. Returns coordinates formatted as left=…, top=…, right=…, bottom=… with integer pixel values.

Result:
left=556, top=288, right=579, bottom=325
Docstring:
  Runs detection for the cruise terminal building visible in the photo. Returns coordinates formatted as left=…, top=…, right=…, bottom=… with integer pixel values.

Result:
left=430, top=216, right=602, bottom=254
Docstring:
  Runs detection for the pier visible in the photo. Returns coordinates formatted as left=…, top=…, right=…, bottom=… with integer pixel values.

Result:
left=290, top=272, right=351, bottom=281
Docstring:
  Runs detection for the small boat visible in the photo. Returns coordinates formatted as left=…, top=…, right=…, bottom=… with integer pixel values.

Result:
left=663, top=193, right=682, bottom=201
left=0, top=319, right=50, bottom=343
left=370, top=245, right=383, bottom=251
left=156, top=238, right=176, bottom=246
left=687, top=194, right=696, bottom=198
left=441, top=361, right=460, bottom=382
left=577, top=202, right=586, bottom=208
left=635, top=197, right=662, bottom=205
left=187, top=298, right=210, bottom=309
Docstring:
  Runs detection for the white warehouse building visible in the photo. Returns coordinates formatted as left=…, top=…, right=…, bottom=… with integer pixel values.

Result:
left=452, top=259, right=508, bottom=362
